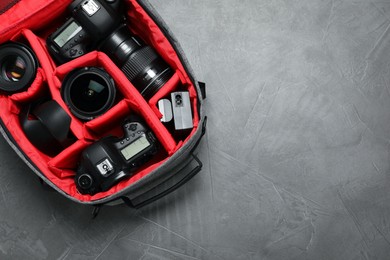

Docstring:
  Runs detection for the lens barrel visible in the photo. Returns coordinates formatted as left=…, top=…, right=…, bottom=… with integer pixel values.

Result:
left=0, top=42, right=38, bottom=94
left=61, top=67, right=116, bottom=121
left=100, top=26, right=173, bottom=100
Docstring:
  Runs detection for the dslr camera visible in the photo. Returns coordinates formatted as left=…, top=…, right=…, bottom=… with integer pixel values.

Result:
left=75, top=115, right=158, bottom=195
left=47, top=0, right=173, bottom=100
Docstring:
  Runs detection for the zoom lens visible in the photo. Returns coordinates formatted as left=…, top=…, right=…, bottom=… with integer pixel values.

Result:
left=62, top=67, right=116, bottom=121
left=100, top=25, right=173, bottom=100
left=0, top=42, right=38, bottom=94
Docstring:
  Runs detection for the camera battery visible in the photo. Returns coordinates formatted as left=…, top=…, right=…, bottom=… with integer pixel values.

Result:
left=158, top=99, right=173, bottom=123
left=171, top=91, right=193, bottom=131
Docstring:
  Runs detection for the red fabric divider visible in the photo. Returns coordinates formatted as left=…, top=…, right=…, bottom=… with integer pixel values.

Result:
left=127, top=1, right=178, bottom=71
left=52, top=52, right=109, bottom=141
left=84, top=99, right=132, bottom=138
left=54, top=51, right=101, bottom=80
left=48, top=140, right=91, bottom=178
left=127, top=0, right=199, bottom=92
left=54, top=51, right=177, bottom=151
left=127, top=0, right=200, bottom=144
left=11, top=29, right=56, bottom=80
left=0, top=0, right=71, bottom=44
left=10, top=68, right=46, bottom=103
left=97, top=52, right=178, bottom=153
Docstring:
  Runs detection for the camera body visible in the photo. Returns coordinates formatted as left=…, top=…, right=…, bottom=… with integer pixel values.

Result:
left=47, top=0, right=173, bottom=100
left=75, top=115, right=158, bottom=195
left=47, top=0, right=122, bottom=64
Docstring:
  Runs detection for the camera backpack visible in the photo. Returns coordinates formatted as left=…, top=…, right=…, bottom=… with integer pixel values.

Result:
left=0, top=0, right=206, bottom=213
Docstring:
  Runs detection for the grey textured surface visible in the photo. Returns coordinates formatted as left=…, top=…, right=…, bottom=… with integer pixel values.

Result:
left=1, top=0, right=390, bottom=259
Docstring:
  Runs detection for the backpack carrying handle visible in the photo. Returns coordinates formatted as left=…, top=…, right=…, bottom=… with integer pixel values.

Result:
left=121, top=153, right=202, bottom=208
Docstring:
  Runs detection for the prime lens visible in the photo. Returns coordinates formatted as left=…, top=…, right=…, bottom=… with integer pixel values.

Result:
left=100, top=26, right=173, bottom=100
left=0, top=42, right=38, bottom=94
left=61, top=67, right=116, bottom=121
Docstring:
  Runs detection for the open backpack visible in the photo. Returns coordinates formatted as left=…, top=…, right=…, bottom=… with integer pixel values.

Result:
left=0, top=0, right=206, bottom=214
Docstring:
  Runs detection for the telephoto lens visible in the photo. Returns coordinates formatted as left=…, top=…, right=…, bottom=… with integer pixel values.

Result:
left=0, top=42, right=38, bottom=94
left=100, top=25, right=173, bottom=100
left=61, top=67, right=116, bottom=121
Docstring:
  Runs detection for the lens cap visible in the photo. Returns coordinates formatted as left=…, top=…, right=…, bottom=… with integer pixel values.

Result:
left=0, top=42, right=38, bottom=94
left=61, top=67, right=116, bottom=121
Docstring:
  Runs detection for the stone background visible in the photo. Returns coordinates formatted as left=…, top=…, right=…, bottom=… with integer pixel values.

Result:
left=1, top=0, right=390, bottom=259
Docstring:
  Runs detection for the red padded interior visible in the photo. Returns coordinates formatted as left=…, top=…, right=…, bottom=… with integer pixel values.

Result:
left=0, top=0, right=200, bottom=201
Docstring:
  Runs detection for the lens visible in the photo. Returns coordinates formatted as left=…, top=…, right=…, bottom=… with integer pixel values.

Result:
left=0, top=42, right=38, bottom=94
left=70, top=74, right=109, bottom=113
left=3, top=55, right=27, bottom=82
left=62, top=67, right=116, bottom=121
left=78, top=174, right=93, bottom=189
left=100, top=26, right=173, bottom=100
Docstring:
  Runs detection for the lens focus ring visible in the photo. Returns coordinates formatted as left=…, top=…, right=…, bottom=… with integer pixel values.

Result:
left=121, top=46, right=159, bottom=81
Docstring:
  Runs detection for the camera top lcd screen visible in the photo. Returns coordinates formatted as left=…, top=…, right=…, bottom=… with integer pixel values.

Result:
left=54, top=21, right=83, bottom=48
left=120, top=135, right=151, bottom=161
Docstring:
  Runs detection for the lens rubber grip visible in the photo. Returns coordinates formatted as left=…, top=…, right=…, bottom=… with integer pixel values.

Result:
left=121, top=46, right=159, bottom=81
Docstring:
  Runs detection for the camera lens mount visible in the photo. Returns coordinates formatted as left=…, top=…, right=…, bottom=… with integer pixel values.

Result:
left=0, top=42, right=38, bottom=94
left=61, top=67, right=116, bottom=121
left=77, top=174, right=93, bottom=190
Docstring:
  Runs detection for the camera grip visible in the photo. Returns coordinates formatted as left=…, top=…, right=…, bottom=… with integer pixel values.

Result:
left=121, top=153, right=202, bottom=208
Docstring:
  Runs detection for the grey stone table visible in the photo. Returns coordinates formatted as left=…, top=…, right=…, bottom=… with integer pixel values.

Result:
left=1, top=0, right=390, bottom=259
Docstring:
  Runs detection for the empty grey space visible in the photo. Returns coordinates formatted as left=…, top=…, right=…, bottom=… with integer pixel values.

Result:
left=1, top=0, right=390, bottom=259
